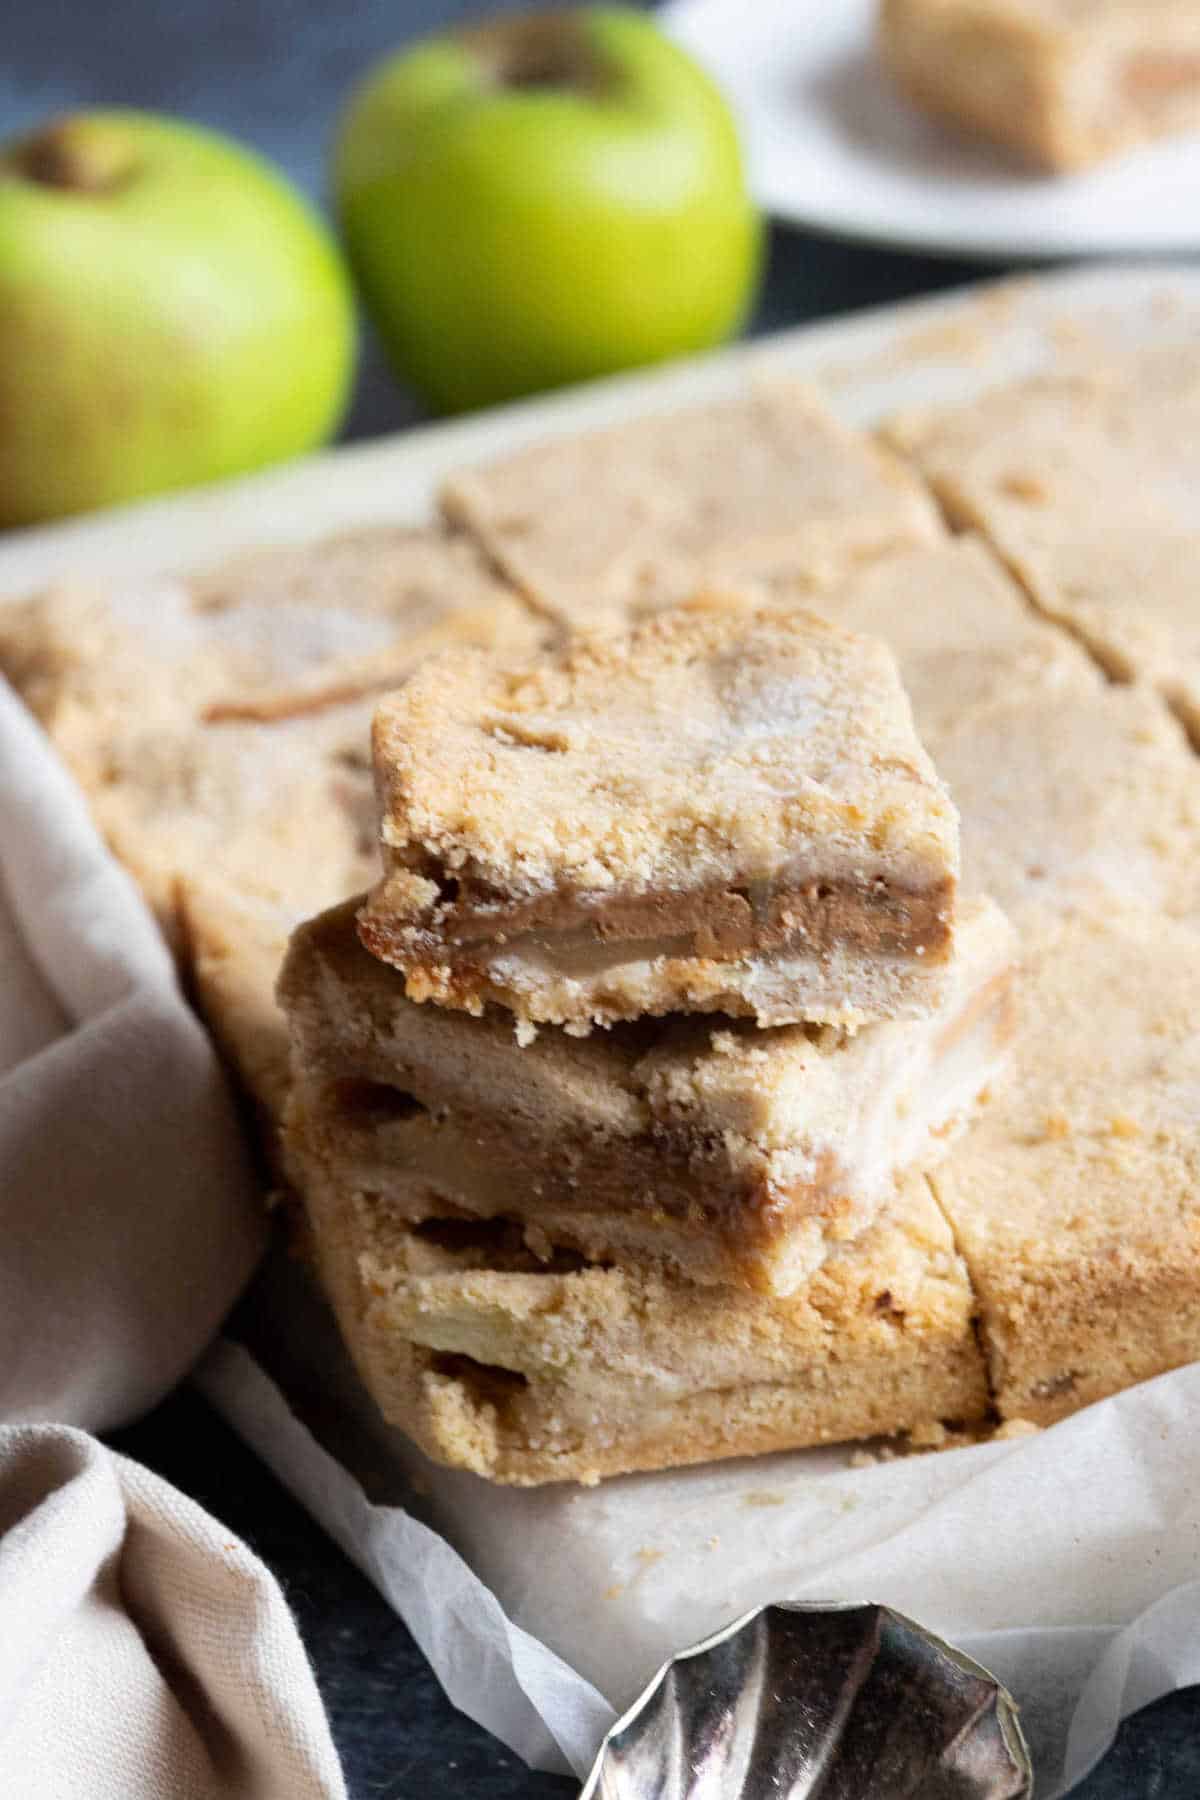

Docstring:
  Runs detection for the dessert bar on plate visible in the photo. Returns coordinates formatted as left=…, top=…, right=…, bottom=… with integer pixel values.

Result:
left=360, top=606, right=962, bottom=1035
left=879, top=0, right=1200, bottom=173
left=441, top=381, right=944, bottom=629
left=281, top=895, right=1013, bottom=1295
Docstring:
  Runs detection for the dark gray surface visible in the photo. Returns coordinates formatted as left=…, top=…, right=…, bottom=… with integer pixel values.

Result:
left=6, top=2, right=1199, bottom=1794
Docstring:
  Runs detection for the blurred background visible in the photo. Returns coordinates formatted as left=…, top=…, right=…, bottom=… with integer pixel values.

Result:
left=2, top=0, right=984, bottom=450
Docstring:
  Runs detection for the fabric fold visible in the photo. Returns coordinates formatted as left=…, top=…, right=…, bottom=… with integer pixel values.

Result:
left=0, top=679, right=265, bottom=1430
left=0, top=1425, right=345, bottom=1799
left=0, top=678, right=343, bottom=1794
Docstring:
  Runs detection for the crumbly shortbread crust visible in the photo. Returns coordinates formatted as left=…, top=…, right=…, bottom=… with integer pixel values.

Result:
left=362, top=606, right=961, bottom=1032
left=991, top=528, right=1200, bottom=746
left=0, top=525, right=540, bottom=746
left=293, top=1170, right=988, bottom=1486
left=640, top=555, right=1196, bottom=941
left=0, top=529, right=544, bottom=924
left=100, top=701, right=379, bottom=926
left=116, top=708, right=379, bottom=1136
left=925, top=685, right=1200, bottom=928
left=441, top=379, right=943, bottom=630
left=931, top=906, right=1200, bottom=1424
left=281, top=896, right=1012, bottom=1293
left=879, top=0, right=1200, bottom=172
left=885, top=349, right=1200, bottom=540
left=179, top=883, right=348, bottom=1126
left=814, top=535, right=1102, bottom=734
left=885, top=352, right=1200, bottom=743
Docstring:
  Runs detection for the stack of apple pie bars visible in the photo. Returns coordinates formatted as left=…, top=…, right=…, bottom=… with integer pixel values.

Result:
left=277, top=600, right=1020, bottom=1485
left=8, top=351, right=1200, bottom=1486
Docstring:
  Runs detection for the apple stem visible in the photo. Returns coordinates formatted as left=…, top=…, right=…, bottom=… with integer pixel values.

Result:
left=459, top=14, right=606, bottom=95
left=13, top=119, right=136, bottom=194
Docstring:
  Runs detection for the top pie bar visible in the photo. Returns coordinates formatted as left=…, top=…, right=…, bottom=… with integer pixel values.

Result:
left=360, top=606, right=961, bottom=1034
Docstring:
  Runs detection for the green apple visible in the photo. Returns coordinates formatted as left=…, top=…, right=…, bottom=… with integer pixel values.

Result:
left=334, top=6, right=761, bottom=412
left=0, top=111, right=356, bottom=528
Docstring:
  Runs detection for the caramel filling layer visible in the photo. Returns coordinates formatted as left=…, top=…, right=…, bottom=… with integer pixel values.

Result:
left=302, top=948, right=1010, bottom=1269
left=364, top=871, right=956, bottom=969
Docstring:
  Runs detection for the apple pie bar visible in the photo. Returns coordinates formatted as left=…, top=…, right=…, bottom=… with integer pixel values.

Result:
left=932, top=906, right=1200, bottom=1425
left=360, top=605, right=962, bottom=1035
left=200, top=543, right=1098, bottom=1147
left=888, top=352, right=1200, bottom=747
left=924, top=684, right=1200, bottom=929
left=441, top=380, right=944, bottom=629
left=814, top=535, right=1101, bottom=735
left=288, top=1165, right=989, bottom=1487
left=740, top=545, right=1200, bottom=929
left=320, top=903, right=1200, bottom=1483
left=281, top=895, right=1012, bottom=1295
left=879, top=0, right=1200, bottom=172
left=0, top=523, right=539, bottom=753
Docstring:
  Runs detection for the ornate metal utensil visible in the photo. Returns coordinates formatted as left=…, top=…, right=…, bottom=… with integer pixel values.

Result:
left=579, top=1601, right=1032, bottom=1798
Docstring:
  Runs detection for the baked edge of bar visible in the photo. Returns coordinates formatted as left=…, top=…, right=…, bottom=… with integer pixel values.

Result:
left=299, top=1177, right=989, bottom=1486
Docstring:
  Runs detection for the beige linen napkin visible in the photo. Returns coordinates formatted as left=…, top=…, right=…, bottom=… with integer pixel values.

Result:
left=0, top=682, right=265, bottom=1426
left=0, top=1424, right=345, bottom=1798
left=0, top=681, right=344, bottom=1795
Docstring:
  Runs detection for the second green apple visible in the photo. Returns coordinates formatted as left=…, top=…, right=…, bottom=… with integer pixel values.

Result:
left=334, top=6, right=762, bottom=413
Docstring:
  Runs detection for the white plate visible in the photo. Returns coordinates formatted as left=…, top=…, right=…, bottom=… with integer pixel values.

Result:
left=661, top=0, right=1200, bottom=260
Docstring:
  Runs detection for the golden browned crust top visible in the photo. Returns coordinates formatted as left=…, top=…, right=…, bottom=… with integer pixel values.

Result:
left=366, top=605, right=960, bottom=930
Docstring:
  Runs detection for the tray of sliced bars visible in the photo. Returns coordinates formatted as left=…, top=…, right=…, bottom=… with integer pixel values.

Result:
left=4, top=269, right=1200, bottom=1721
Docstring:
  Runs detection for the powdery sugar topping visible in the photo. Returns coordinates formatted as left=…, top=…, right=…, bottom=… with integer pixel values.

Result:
left=371, top=605, right=960, bottom=905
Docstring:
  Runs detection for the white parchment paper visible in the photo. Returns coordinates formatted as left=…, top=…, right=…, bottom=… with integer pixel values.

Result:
left=199, top=1251, right=1200, bottom=1795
